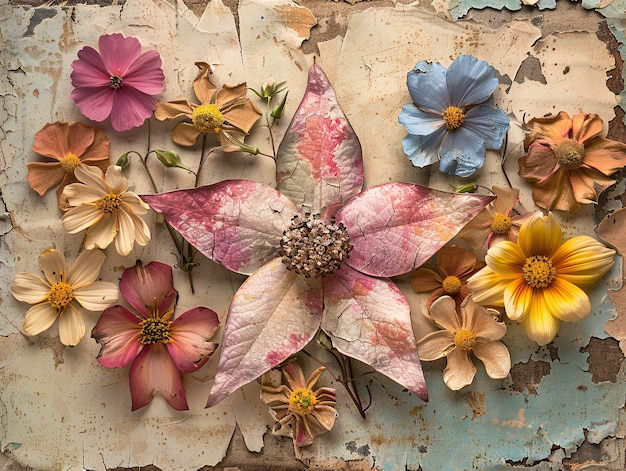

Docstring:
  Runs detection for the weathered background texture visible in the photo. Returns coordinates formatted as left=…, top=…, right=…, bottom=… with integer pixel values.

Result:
left=2, top=0, right=626, bottom=469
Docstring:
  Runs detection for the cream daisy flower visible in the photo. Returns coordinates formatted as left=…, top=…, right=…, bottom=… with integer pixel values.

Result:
left=12, top=248, right=119, bottom=346
left=62, top=164, right=151, bottom=256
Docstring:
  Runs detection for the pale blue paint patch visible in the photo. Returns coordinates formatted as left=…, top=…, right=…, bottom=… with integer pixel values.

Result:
left=449, top=0, right=556, bottom=21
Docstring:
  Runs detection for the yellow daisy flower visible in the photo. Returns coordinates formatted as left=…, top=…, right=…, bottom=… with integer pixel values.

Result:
left=467, top=212, right=615, bottom=345
left=62, top=164, right=151, bottom=256
left=12, top=248, right=118, bottom=346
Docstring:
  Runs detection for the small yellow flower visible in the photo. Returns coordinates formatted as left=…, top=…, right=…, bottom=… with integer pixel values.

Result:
left=260, top=362, right=337, bottom=447
left=467, top=212, right=615, bottom=345
left=11, top=248, right=118, bottom=346
left=62, top=164, right=151, bottom=256
left=417, top=296, right=510, bottom=390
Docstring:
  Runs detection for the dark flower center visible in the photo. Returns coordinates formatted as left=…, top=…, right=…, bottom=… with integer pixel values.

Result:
left=110, top=75, right=123, bottom=89
left=553, top=139, right=585, bottom=169
left=442, top=275, right=462, bottom=294
left=491, top=213, right=512, bottom=235
left=138, top=316, right=173, bottom=344
left=95, top=194, right=122, bottom=214
left=442, top=106, right=465, bottom=130
left=280, top=213, right=352, bottom=278
left=289, top=388, right=317, bottom=416
left=522, top=255, right=556, bottom=288
left=48, top=282, right=74, bottom=309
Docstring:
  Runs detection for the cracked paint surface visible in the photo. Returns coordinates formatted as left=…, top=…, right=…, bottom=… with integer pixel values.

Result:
left=1, top=0, right=626, bottom=469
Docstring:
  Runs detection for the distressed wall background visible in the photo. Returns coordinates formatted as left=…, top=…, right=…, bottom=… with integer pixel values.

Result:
left=2, top=0, right=626, bottom=470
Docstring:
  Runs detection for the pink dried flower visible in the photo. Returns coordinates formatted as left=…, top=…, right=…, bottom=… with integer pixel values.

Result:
left=71, top=33, right=165, bottom=132
left=91, top=261, right=220, bottom=410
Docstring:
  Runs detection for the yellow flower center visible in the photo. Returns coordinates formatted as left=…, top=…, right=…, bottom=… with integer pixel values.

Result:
left=138, top=316, right=173, bottom=344
left=95, top=194, right=122, bottom=214
left=454, top=329, right=476, bottom=351
left=442, top=275, right=462, bottom=294
left=553, top=139, right=585, bottom=169
left=192, top=104, right=225, bottom=134
left=48, top=282, right=74, bottom=309
left=491, top=213, right=512, bottom=235
left=60, top=153, right=81, bottom=174
left=289, top=388, right=317, bottom=416
left=442, top=106, right=465, bottom=130
left=522, top=255, right=556, bottom=288
left=110, top=75, right=123, bottom=89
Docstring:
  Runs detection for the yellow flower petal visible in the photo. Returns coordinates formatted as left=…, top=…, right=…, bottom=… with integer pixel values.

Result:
left=518, top=212, right=562, bottom=257
left=503, top=278, right=533, bottom=321
left=485, top=241, right=526, bottom=276
left=467, top=267, right=508, bottom=307
left=520, top=295, right=561, bottom=346
left=552, top=236, right=615, bottom=288
left=542, top=279, right=591, bottom=322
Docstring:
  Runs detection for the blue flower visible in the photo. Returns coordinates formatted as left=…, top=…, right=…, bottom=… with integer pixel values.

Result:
left=398, top=54, right=510, bottom=178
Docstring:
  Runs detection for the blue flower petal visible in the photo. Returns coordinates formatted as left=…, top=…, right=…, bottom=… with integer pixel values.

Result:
left=438, top=126, right=486, bottom=177
left=402, top=127, right=446, bottom=168
left=398, top=104, right=444, bottom=136
left=463, top=105, right=510, bottom=149
left=407, top=61, right=450, bottom=113
left=446, top=55, right=499, bottom=107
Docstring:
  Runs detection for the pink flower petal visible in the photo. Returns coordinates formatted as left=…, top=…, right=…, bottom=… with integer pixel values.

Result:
left=98, top=33, right=142, bottom=76
left=123, top=50, right=164, bottom=95
left=322, top=265, right=428, bottom=401
left=129, top=343, right=188, bottom=411
left=91, top=305, right=142, bottom=368
left=143, top=180, right=299, bottom=275
left=109, top=86, right=156, bottom=131
left=71, top=86, right=115, bottom=123
left=276, top=64, right=364, bottom=220
left=167, top=307, right=220, bottom=373
left=337, top=182, right=493, bottom=277
left=119, top=261, right=176, bottom=318
left=206, top=258, right=323, bottom=407
left=70, top=47, right=110, bottom=88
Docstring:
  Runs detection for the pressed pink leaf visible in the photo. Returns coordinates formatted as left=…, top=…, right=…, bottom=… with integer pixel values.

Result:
left=337, top=182, right=493, bottom=277
left=322, top=265, right=428, bottom=401
left=276, top=64, right=364, bottom=220
left=206, top=258, right=323, bottom=407
left=142, top=180, right=299, bottom=275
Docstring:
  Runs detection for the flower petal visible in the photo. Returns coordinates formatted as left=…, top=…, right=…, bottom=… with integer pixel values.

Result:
left=71, top=86, right=115, bottom=123
left=472, top=340, right=511, bottom=379
left=406, top=60, right=450, bottom=113
left=27, top=162, right=65, bottom=196
left=442, top=348, right=476, bottom=390
left=12, top=273, right=50, bottom=304
left=518, top=212, right=563, bottom=257
left=467, top=266, right=507, bottom=307
left=109, top=86, right=156, bottom=132
left=339, top=182, right=492, bottom=277
left=542, top=279, right=591, bottom=322
left=484, top=241, right=526, bottom=276
left=428, top=296, right=461, bottom=332
left=154, top=100, right=194, bottom=121
left=122, top=50, right=164, bottom=95
left=503, top=278, right=533, bottom=321
left=437, top=245, right=479, bottom=278
left=402, top=128, right=446, bottom=168
left=192, top=62, right=217, bottom=104
left=120, top=261, right=176, bottom=318
left=129, top=344, right=188, bottom=411
left=38, top=249, right=67, bottom=285
left=92, top=305, right=142, bottom=368
left=410, top=267, right=444, bottom=293
left=73, top=281, right=119, bottom=311
left=446, top=55, right=499, bottom=107
left=322, top=265, right=427, bottom=401
left=84, top=213, right=117, bottom=251
left=552, top=235, right=615, bottom=288
left=461, top=104, right=509, bottom=149
left=438, top=126, right=486, bottom=177
left=167, top=307, right=220, bottom=373
left=67, top=249, right=106, bottom=287
left=416, top=330, right=455, bottom=361
left=71, top=46, right=110, bottom=88
left=23, top=303, right=58, bottom=336
left=98, top=33, right=141, bottom=76
left=171, top=122, right=203, bottom=147
left=58, top=306, right=86, bottom=346
left=398, top=105, right=445, bottom=136
left=143, top=180, right=298, bottom=275
left=519, top=295, right=561, bottom=346
left=206, top=259, right=323, bottom=407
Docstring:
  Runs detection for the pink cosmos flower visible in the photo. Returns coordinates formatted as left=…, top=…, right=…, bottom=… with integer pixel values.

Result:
left=143, top=64, right=493, bottom=408
left=91, top=261, right=220, bottom=411
left=71, top=33, right=165, bottom=132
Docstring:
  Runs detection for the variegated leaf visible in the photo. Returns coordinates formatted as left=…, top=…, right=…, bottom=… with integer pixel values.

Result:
left=142, top=180, right=298, bottom=275
left=337, top=182, right=493, bottom=277
left=322, top=265, right=428, bottom=401
left=206, top=258, right=323, bottom=407
left=276, top=63, right=364, bottom=220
